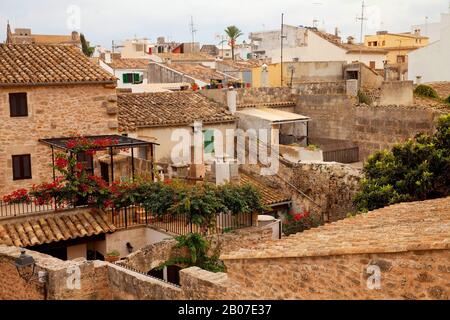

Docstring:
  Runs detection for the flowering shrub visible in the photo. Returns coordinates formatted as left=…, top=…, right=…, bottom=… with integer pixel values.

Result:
left=2, top=135, right=266, bottom=230
left=282, top=210, right=320, bottom=236
left=2, top=189, right=30, bottom=204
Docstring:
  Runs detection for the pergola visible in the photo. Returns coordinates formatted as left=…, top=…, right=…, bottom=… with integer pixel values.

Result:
left=39, top=135, right=159, bottom=183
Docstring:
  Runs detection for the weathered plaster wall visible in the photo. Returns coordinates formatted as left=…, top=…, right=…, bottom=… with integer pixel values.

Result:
left=0, top=84, right=118, bottom=196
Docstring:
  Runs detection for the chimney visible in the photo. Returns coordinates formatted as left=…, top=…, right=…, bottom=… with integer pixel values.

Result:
left=335, top=27, right=340, bottom=37
left=105, top=52, right=112, bottom=64
left=227, top=87, right=237, bottom=114
left=71, top=31, right=80, bottom=41
left=347, top=36, right=355, bottom=44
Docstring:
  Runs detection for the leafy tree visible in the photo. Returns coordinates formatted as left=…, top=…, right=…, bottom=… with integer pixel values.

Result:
left=80, top=33, right=95, bottom=57
left=354, top=114, right=450, bottom=212
left=224, top=26, right=243, bottom=60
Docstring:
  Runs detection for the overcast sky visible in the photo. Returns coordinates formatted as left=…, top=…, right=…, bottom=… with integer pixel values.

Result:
left=0, top=0, right=448, bottom=48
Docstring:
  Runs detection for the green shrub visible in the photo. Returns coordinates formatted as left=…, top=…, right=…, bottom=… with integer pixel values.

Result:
left=414, top=84, right=439, bottom=99
left=354, top=114, right=450, bottom=212
left=158, top=233, right=226, bottom=273
left=445, top=95, right=450, bottom=104
left=357, top=90, right=372, bottom=105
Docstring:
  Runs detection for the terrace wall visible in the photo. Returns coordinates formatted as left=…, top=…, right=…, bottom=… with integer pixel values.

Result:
left=0, top=84, right=118, bottom=196
left=295, top=95, right=445, bottom=159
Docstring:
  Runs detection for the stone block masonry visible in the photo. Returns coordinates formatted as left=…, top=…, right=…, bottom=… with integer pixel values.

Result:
left=296, top=94, right=446, bottom=160
left=0, top=84, right=119, bottom=196
left=221, top=197, right=450, bottom=300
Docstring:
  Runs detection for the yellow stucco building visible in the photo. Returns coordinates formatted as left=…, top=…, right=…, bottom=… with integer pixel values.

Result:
left=364, top=31, right=429, bottom=64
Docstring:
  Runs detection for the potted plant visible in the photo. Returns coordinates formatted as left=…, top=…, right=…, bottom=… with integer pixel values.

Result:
left=105, top=250, right=120, bottom=263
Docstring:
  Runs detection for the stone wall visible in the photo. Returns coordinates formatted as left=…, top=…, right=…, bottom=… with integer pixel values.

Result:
left=0, top=252, right=45, bottom=300
left=295, top=95, right=446, bottom=160
left=223, top=250, right=450, bottom=300
left=0, top=84, right=118, bottom=196
left=200, top=87, right=296, bottom=106
left=293, top=81, right=346, bottom=95
left=241, top=161, right=362, bottom=223
left=0, top=246, right=112, bottom=300
left=120, top=227, right=273, bottom=274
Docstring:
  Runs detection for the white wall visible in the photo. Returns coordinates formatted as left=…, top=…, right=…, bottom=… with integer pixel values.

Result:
left=137, top=122, right=237, bottom=163
left=409, top=13, right=450, bottom=83
left=114, top=69, right=148, bottom=88
left=260, top=30, right=385, bottom=69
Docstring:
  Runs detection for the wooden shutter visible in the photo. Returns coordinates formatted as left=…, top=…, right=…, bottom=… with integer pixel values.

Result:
left=12, top=154, right=32, bottom=180
left=9, top=93, right=28, bottom=117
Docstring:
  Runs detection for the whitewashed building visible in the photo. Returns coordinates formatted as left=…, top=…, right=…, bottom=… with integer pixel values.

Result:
left=409, top=13, right=450, bottom=83
left=249, top=25, right=387, bottom=69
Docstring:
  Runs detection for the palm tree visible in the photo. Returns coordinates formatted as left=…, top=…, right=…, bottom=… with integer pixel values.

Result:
left=224, top=26, right=243, bottom=60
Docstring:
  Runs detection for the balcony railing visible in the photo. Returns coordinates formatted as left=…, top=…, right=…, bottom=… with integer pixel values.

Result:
left=0, top=199, right=253, bottom=236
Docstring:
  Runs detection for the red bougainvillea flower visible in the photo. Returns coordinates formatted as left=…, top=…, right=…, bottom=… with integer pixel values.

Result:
left=75, top=163, right=84, bottom=171
left=2, top=189, right=30, bottom=204
left=293, top=213, right=304, bottom=222
left=66, top=140, right=77, bottom=149
left=164, top=179, right=173, bottom=185
left=55, top=157, right=69, bottom=169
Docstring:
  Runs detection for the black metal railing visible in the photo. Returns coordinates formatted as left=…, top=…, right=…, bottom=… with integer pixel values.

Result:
left=0, top=198, right=75, bottom=218
left=108, top=205, right=253, bottom=236
left=0, top=199, right=253, bottom=236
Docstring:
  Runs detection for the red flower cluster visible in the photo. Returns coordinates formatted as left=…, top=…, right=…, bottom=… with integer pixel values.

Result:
left=2, top=189, right=30, bottom=204
left=55, top=157, right=69, bottom=169
left=87, top=175, right=108, bottom=189
left=92, top=138, right=119, bottom=148
left=293, top=210, right=310, bottom=222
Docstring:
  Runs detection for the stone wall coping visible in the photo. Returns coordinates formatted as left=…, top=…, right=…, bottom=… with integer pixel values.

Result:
left=221, top=197, right=450, bottom=261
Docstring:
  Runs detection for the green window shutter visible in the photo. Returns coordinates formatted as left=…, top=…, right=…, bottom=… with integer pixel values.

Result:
left=122, top=74, right=128, bottom=83
left=203, top=130, right=215, bottom=154
left=133, top=73, right=140, bottom=83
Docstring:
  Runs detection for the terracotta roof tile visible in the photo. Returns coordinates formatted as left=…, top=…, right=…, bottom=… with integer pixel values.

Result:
left=237, top=101, right=296, bottom=109
left=118, top=91, right=237, bottom=131
left=156, top=52, right=216, bottom=62
left=311, top=29, right=388, bottom=54
left=0, top=209, right=116, bottom=247
left=427, top=82, right=450, bottom=99
left=165, top=63, right=229, bottom=83
left=0, top=44, right=116, bottom=86
left=217, top=59, right=265, bottom=71
left=108, top=58, right=151, bottom=70
left=240, top=173, right=291, bottom=206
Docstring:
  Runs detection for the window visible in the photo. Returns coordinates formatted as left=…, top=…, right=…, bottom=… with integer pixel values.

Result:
left=12, top=154, right=32, bottom=180
left=397, top=55, right=406, bottom=63
left=370, top=61, right=376, bottom=69
left=122, top=73, right=143, bottom=84
left=203, top=130, right=215, bottom=154
left=77, top=152, right=94, bottom=175
left=9, top=92, right=28, bottom=117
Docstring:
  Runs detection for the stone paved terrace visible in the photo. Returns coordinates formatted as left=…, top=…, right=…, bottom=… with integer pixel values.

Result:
left=222, top=197, right=450, bottom=260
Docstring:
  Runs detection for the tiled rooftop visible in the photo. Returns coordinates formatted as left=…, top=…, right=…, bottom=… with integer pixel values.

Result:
left=217, top=59, right=265, bottom=71
left=222, top=197, right=450, bottom=260
left=166, top=63, right=228, bottom=83
left=156, top=52, right=216, bottom=62
left=0, top=209, right=116, bottom=247
left=0, top=44, right=116, bottom=86
left=427, top=82, right=450, bottom=99
left=118, top=91, right=236, bottom=131
left=240, top=173, right=291, bottom=206
left=108, top=58, right=151, bottom=70
left=237, top=101, right=296, bottom=109
left=311, top=29, right=388, bottom=54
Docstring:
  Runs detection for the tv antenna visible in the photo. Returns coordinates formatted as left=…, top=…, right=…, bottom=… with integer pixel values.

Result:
left=356, top=0, right=367, bottom=61
left=189, top=16, right=198, bottom=52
